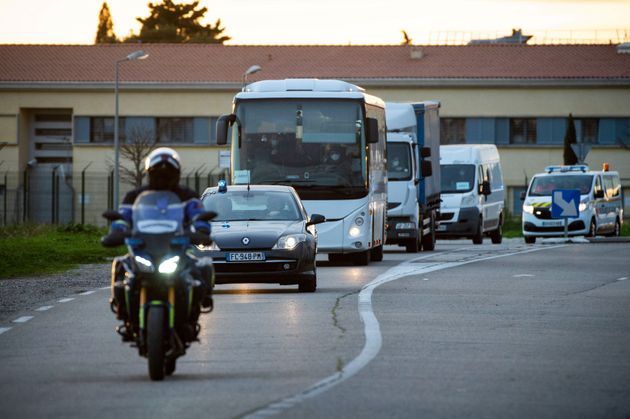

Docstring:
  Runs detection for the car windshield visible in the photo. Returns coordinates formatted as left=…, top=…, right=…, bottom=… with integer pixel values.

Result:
left=441, top=164, right=475, bottom=193
left=387, top=142, right=412, bottom=181
left=202, top=190, right=302, bottom=222
left=528, top=174, right=593, bottom=197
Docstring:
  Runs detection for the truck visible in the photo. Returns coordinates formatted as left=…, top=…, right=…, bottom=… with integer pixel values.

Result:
left=385, top=101, right=441, bottom=252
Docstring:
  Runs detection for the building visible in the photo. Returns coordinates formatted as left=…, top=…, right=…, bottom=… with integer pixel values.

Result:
left=0, top=43, right=629, bottom=225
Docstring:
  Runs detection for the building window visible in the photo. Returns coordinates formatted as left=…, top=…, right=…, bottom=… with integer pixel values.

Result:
left=157, top=117, right=193, bottom=143
left=90, top=117, right=125, bottom=143
left=578, top=118, right=598, bottom=144
left=440, top=118, right=466, bottom=144
left=510, top=118, right=536, bottom=144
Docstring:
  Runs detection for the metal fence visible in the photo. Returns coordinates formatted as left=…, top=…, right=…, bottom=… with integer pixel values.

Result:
left=0, top=169, right=228, bottom=227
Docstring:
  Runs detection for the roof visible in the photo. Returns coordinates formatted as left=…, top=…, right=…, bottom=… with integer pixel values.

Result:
left=1, top=44, right=630, bottom=88
left=202, top=184, right=297, bottom=195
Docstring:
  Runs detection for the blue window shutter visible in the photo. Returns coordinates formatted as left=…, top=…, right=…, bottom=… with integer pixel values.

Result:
left=495, top=118, right=509, bottom=144
left=73, top=117, right=90, bottom=143
left=466, top=118, right=495, bottom=143
left=615, top=118, right=629, bottom=145
left=552, top=118, right=566, bottom=144
left=125, top=117, right=155, bottom=142
left=193, top=117, right=210, bottom=144
left=598, top=118, right=616, bottom=145
left=537, top=118, right=553, bottom=145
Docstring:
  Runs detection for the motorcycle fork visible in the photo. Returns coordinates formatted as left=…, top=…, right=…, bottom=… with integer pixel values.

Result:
left=139, top=286, right=175, bottom=330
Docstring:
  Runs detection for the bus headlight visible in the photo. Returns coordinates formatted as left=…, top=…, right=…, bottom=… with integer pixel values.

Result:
left=522, top=204, right=534, bottom=214
left=349, top=226, right=361, bottom=237
left=158, top=255, right=180, bottom=274
left=354, top=216, right=364, bottom=226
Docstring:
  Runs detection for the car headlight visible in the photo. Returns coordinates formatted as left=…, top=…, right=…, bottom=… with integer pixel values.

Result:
left=134, top=255, right=154, bottom=272
left=158, top=255, right=180, bottom=274
left=273, top=234, right=306, bottom=250
left=522, top=204, right=534, bottom=214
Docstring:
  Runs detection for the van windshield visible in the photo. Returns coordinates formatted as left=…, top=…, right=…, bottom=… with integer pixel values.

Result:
left=441, top=164, right=475, bottom=193
left=528, top=174, right=593, bottom=197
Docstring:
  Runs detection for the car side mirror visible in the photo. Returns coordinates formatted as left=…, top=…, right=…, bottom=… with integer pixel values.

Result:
left=480, top=180, right=491, bottom=196
left=421, top=160, right=432, bottom=178
left=216, top=114, right=236, bottom=146
left=365, top=117, right=379, bottom=144
left=594, top=189, right=604, bottom=199
left=307, top=213, right=326, bottom=226
left=520, top=191, right=526, bottom=200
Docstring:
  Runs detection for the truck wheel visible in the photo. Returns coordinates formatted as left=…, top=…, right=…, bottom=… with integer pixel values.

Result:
left=524, top=236, right=536, bottom=244
left=421, top=212, right=436, bottom=251
left=370, top=245, right=384, bottom=262
left=490, top=219, right=503, bottom=244
left=472, top=218, right=483, bottom=245
left=405, top=238, right=419, bottom=253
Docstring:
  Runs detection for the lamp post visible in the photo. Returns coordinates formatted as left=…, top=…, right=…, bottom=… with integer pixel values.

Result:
left=114, top=50, right=148, bottom=210
left=241, top=64, right=262, bottom=91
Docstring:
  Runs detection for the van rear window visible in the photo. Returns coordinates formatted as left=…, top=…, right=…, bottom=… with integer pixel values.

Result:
left=528, top=174, right=593, bottom=196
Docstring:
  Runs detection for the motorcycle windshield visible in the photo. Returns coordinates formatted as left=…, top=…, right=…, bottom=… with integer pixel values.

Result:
left=131, top=191, right=185, bottom=235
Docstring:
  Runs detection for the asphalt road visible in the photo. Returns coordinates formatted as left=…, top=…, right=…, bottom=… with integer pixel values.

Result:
left=1, top=239, right=629, bottom=419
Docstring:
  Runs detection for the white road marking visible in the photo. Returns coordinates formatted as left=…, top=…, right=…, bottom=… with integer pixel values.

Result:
left=617, top=277, right=627, bottom=281
left=99, top=286, right=110, bottom=290
left=0, top=327, right=12, bottom=335
left=513, top=274, right=535, bottom=277
left=244, top=245, right=564, bottom=418
left=35, top=305, right=54, bottom=312
left=422, top=277, right=430, bottom=281
left=13, top=316, right=34, bottom=323
left=58, top=298, right=75, bottom=303
left=79, top=290, right=96, bottom=295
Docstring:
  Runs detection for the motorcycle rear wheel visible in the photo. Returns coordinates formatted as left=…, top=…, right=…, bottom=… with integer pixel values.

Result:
left=147, top=306, right=166, bottom=381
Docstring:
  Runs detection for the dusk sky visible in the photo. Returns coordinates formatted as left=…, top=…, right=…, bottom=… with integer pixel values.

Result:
left=0, top=0, right=628, bottom=45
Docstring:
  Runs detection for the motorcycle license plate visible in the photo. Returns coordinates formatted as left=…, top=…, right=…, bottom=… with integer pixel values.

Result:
left=227, top=252, right=265, bottom=262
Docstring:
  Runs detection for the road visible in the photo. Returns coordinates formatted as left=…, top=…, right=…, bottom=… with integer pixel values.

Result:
left=1, top=239, right=629, bottom=418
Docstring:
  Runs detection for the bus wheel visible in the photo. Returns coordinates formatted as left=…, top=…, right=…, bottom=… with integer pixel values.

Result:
left=353, top=250, right=370, bottom=266
left=370, top=245, right=384, bottom=262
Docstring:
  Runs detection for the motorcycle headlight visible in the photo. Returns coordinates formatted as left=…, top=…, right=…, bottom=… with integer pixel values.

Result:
left=158, top=255, right=180, bottom=274
left=522, top=204, right=534, bottom=214
left=134, top=255, right=154, bottom=273
left=273, top=234, right=306, bottom=250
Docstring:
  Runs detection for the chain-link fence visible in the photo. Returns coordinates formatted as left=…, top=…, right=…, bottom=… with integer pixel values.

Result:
left=0, top=169, right=228, bottom=227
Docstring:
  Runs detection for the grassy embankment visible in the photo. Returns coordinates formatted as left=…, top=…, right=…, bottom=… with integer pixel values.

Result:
left=0, top=224, right=122, bottom=279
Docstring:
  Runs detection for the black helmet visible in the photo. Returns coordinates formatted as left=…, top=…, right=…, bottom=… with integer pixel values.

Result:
left=145, top=147, right=181, bottom=190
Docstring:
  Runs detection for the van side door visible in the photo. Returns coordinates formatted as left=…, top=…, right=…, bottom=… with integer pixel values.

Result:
left=593, top=175, right=607, bottom=231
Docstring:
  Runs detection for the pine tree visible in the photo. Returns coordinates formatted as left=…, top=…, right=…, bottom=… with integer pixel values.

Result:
left=563, top=113, right=578, bottom=165
left=401, top=30, right=412, bottom=45
left=125, top=0, right=230, bottom=44
left=94, top=2, right=118, bottom=44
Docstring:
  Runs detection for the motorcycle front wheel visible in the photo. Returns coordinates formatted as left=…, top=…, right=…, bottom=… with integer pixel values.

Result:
left=147, top=306, right=166, bottom=381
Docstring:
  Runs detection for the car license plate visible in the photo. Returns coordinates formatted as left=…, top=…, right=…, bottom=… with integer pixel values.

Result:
left=542, top=221, right=563, bottom=227
left=227, top=252, right=265, bottom=262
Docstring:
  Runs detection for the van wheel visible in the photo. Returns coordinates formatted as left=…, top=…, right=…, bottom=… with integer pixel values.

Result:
left=472, top=218, right=483, bottom=245
left=490, top=218, right=503, bottom=244
left=524, top=236, right=536, bottom=244
left=609, top=218, right=621, bottom=237
left=587, top=219, right=597, bottom=237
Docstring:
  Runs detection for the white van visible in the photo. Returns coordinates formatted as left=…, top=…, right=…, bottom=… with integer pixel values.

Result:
left=522, top=165, right=623, bottom=243
left=437, top=145, right=505, bottom=244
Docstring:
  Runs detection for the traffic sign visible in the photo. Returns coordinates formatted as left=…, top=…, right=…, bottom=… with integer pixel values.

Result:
left=551, top=189, right=580, bottom=218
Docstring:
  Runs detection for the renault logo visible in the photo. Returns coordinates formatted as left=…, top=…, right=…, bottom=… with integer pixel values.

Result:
left=242, top=237, right=250, bottom=245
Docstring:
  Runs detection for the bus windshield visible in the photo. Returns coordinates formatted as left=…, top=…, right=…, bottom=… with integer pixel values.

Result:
left=387, top=142, right=412, bottom=181
left=528, top=174, right=593, bottom=196
left=232, top=99, right=367, bottom=198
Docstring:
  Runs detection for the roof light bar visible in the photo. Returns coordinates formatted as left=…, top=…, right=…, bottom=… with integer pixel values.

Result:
left=544, top=165, right=589, bottom=173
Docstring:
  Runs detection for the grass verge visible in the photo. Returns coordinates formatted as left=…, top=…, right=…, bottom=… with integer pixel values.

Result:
left=0, top=224, right=122, bottom=279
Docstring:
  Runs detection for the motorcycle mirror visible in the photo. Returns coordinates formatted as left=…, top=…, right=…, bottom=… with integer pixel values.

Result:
left=102, top=210, right=124, bottom=221
left=101, top=231, right=127, bottom=247
left=194, top=211, right=217, bottom=223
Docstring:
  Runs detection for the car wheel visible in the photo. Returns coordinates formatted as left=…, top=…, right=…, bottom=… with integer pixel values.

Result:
left=490, top=218, right=503, bottom=244
left=370, top=245, right=384, bottom=262
left=587, top=218, right=597, bottom=237
left=472, top=218, right=483, bottom=245
left=524, top=236, right=536, bottom=244
left=298, top=274, right=317, bottom=292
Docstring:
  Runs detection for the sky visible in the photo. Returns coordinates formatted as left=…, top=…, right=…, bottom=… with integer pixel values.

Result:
left=0, top=0, right=629, bottom=45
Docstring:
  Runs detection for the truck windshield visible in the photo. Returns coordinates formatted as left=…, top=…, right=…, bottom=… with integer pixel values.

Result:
left=387, top=142, right=412, bottom=181
left=441, top=164, right=475, bottom=193
left=232, top=99, right=367, bottom=199
left=528, top=174, right=593, bottom=196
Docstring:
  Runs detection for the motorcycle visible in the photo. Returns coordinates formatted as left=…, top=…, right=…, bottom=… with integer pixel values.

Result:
left=102, top=190, right=215, bottom=381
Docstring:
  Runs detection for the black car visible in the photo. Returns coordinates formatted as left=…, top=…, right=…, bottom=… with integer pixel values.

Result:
left=198, top=183, right=325, bottom=292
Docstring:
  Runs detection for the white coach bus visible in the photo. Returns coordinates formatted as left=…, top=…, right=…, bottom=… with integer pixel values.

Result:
left=216, top=79, right=387, bottom=265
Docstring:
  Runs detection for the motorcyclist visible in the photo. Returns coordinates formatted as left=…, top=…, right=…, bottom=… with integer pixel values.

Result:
left=108, top=147, right=213, bottom=338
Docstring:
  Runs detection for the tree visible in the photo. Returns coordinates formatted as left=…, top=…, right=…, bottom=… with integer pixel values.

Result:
left=563, top=113, right=578, bottom=165
left=401, top=30, right=412, bottom=46
left=124, top=0, right=230, bottom=44
left=119, top=126, right=157, bottom=188
left=95, top=2, right=118, bottom=44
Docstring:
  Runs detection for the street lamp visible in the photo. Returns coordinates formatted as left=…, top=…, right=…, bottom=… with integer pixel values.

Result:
left=241, top=64, right=262, bottom=91
left=114, top=50, right=148, bottom=210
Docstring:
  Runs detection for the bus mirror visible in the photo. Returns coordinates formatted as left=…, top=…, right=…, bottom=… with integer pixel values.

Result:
left=421, top=147, right=431, bottom=158
left=366, top=117, right=379, bottom=143
left=216, top=114, right=236, bottom=145
left=421, top=160, right=432, bottom=177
